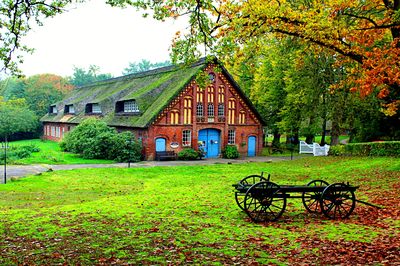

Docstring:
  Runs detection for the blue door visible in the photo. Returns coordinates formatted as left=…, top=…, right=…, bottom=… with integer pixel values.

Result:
left=198, top=129, right=220, bottom=158
left=248, top=136, right=256, bottom=157
left=155, top=138, right=166, bottom=152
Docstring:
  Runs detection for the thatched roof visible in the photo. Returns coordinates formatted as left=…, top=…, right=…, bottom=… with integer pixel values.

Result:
left=41, top=59, right=206, bottom=128
left=41, top=58, right=265, bottom=128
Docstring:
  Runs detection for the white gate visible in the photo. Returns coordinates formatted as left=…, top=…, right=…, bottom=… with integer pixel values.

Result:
left=299, top=141, right=330, bottom=156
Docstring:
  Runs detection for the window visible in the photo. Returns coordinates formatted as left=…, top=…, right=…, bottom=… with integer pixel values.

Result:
left=196, top=86, right=204, bottom=102
left=124, top=100, right=139, bottom=113
left=209, top=73, right=216, bottom=83
left=218, top=86, right=225, bottom=103
left=51, top=126, right=55, bottom=137
left=228, top=130, right=235, bottom=144
left=183, top=97, right=192, bottom=124
left=65, top=104, right=75, bottom=114
left=170, top=110, right=179, bottom=125
left=207, top=86, right=214, bottom=103
left=228, top=99, right=236, bottom=124
left=239, top=110, right=246, bottom=124
left=218, top=103, right=224, bottom=117
left=92, top=103, right=101, bottom=113
left=50, top=105, right=57, bottom=114
left=182, top=130, right=191, bottom=146
left=208, top=103, right=214, bottom=117
left=197, top=103, right=204, bottom=117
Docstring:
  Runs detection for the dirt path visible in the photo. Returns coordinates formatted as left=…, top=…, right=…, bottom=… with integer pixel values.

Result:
left=1, top=156, right=291, bottom=181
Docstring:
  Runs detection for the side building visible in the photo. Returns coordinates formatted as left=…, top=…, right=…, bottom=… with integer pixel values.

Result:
left=41, top=58, right=265, bottom=160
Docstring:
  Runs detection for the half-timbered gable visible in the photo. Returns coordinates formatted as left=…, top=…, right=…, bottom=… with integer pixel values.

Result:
left=41, top=58, right=265, bottom=160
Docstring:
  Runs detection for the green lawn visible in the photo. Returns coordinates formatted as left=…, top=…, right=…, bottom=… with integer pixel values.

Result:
left=0, top=156, right=399, bottom=264
left=7, top=139, right=115, bottom=165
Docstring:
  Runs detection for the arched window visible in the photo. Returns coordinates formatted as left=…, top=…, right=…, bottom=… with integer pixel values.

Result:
left=228, top=99, right=236, bottom=124
left=207, top=86, right=215, bottom=103
left=239, top=110, right=246, bottom=124
left=208, top=103, right=214, bottom=117
left=196, top=102, right=204, bottom=117
left=170, top=110, right=179, bottom=125
left=196, top=86, right=204, bottom=103
left=183, top=97, right=192, bottom=124
left=218, top=86, right=225, bottom=103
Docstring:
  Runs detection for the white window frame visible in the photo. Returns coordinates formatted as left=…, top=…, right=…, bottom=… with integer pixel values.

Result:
left=207, top=103, right=214, bottom=117
left=218, top=103, right=224, bottom=117
left=182, top=130, right=191, bottom=147
left=92, top=103, right=101, bottom=113
left=124, top=100, right=139, bottom=113
left=228, top=130, right=235, bottom=144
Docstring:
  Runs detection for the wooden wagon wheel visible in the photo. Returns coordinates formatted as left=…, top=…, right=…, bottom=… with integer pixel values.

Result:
left=320, top=183, right=356, bottom=219
left=235, top=175, right=267, bottom=211
left=244, top=181, right=286, bottom=222
left=302, top=180, right=329, bottom=213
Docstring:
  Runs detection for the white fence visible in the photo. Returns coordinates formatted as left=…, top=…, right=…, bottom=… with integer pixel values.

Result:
left=299, top=141, right=330, bottom=156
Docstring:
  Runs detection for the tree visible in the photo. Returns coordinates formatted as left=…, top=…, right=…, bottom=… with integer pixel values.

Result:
left=0, top=97, right=37, bottom=140
left=69, top=65, right=113, bottom=87
left=117, top=0, right=400, bottom=115
left=0, top=0, right=78, bottom=75
left=122, top=59, right=171, bottom=75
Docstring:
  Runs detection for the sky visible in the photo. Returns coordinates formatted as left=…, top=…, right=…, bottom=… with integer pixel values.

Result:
left=20, top=1, right=186, bottom=78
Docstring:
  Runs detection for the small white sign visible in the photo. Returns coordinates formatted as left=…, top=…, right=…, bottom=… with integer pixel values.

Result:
left=170, top=142, right=179, bottom=149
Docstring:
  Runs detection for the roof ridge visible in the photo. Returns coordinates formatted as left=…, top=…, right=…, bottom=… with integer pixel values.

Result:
left=78, top=57, right=207, bottom=89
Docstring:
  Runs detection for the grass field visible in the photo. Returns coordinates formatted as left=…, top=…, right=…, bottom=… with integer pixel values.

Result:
left=0, top=156, right=399, bottom=264
left=8, top=139, right=115, bottom=165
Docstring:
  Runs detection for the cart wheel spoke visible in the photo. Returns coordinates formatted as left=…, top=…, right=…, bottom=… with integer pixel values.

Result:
left=244, top=181, right=287, bottom=222
left=321, top=183, right=356, bottom=219
left=302, top=180, right=329, bottom=213
left=235, top=175, right=268, bottom=211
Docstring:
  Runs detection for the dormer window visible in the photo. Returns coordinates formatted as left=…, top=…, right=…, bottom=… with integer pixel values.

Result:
left=115, top=100, right=140, bottom=114
left=64, top=104, right=75, bottom=114
left=49, top=105, right=57, bottom=114
left=85, top=103, right=102, bottom=114
left=123, top=100, right=139, bottom=113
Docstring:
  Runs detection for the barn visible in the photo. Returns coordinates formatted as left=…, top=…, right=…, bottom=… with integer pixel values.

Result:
left=41, top=58, right=265, bottom=160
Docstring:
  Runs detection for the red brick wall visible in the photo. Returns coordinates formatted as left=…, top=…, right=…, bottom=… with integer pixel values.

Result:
left=42, top=123, right=75, bottom=141
left=42, top=63, right=264, bottom=160
left=145, top=64, right=264, bottom=160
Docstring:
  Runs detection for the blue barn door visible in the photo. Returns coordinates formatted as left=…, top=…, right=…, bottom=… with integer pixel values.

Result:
left=248, top=136, right=256, bottom=157
left=155, top=138, right=166, bottom=152
left=198, top=129, right=220, bottom=158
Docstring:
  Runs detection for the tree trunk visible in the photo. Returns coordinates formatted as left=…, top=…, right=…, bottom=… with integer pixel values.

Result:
left=330, top=121, right=340, bottom=146
left=272, top=132, right=281, bottom=147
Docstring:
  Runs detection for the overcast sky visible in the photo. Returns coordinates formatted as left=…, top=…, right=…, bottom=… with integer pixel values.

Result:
left=20, top=1, right=185, bottom=78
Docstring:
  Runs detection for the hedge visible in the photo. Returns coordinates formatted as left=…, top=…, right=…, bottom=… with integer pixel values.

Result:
left=329, top=141, right=400, bottom=157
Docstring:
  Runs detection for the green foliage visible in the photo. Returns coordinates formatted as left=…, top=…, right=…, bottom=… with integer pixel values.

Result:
left=177, top=148, right=201, bottom=160
left=222, top=145, right=240, bottom=159
left=0, top=144, right=40, bottom=164
left=122, top=59, right=171, bottom=75
left=10, top=139, right=115, bottom=165
left=0, top=97, right=37, bottom=138
left=329, top=141, right=400, bottom=157
left=69, top=65, right=113, bottom=87
left=61, top=118, right=142, bottom=162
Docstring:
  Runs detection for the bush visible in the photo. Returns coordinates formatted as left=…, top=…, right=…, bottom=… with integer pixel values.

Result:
left=0, top=144, right=40, bottom=163
left=222, top=145, right=240, bottom=159
left=177, top=148, right=201, bottom=160
left=60, top=118, right=142, bottom=162
left=328, top=141, right=400, bottom=157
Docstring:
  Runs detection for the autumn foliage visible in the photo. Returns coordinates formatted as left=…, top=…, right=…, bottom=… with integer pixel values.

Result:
left=124, top=0, right=400, bottom=115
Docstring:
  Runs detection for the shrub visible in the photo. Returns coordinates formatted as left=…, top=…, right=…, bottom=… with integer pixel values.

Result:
left=60, top=118, right=142, bottom=162
left=328, top=141, right=400, bottom=157
left=0, top=144, right=40, bottom=163
left=222, top=145, right=240, bottom=159
left=177, top=148, right=201, bottom=160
